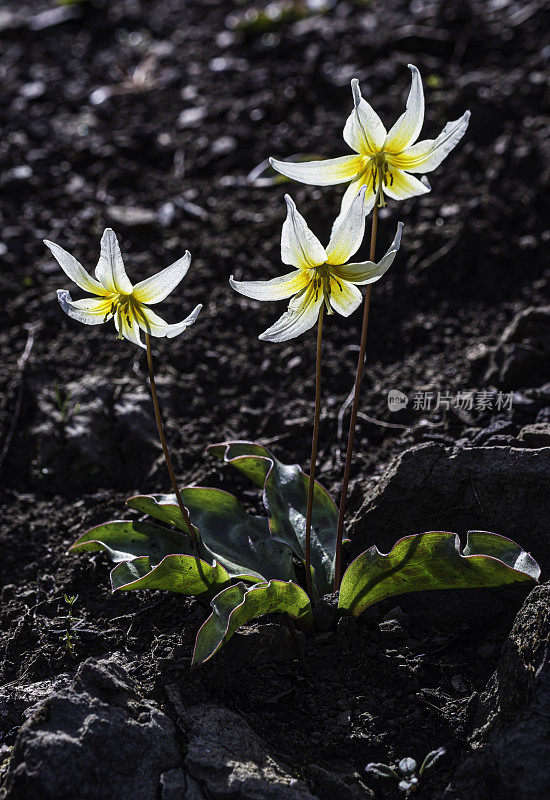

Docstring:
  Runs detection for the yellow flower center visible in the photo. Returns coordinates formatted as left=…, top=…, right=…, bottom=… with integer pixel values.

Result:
left=310, top=265, right=343, bottom=314
left=367, top=152, right=394, bottom=207
left=103, top=293, right=137, bottom=338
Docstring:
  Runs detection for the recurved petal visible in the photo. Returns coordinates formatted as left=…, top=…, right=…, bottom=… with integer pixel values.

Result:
left=331, top=222, right=403, bottom=285
left=269, top=155, right=364, bottom=186
left=326, top=186, right=368, bottom=266
left=114, top=308, right=145, bottom=348
left=343, top=79, right=387, bottom=155
left=259, top=281, right=322, bottom=342
left=132, top=251, right=191, bottom=304
left=328, top=277, right=362, bottom=317
left=136, top=303, right=202, bottom=339
left=389, top=111, right=471, bottom=173
left=338, top=170, right=377, bottom=217
left=385, top=64, right=424, bottom=153
left=95, top=228, right=133, bottom=295
left=281, top=195, right=327, bottom=269
left=45, top=240, right=108, bottom=295
left=383, top=169, right=431, bottom=201
left=57, top=290, right=112, bottom=324
left=229, top=270, right=309, bottom=302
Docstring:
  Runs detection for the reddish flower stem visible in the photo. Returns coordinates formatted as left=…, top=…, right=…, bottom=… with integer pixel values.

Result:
left=304, top=304, right=325, bottom=601
left=333, top=201, right=379, bottom=591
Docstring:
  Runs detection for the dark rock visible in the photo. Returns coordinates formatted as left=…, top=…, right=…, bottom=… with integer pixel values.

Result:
left=350, top=442, right=550, bottom=572
left=3, top=657, right=181, bottom=800
left=166, top=688, right=319, bottom=800
left=518, top=423, right=550, bottom=448
left=444, top=584, right=550, bottom=800
left=30, top=375, right=158, bottom=489
left=482, top=306, right=550, bottom=390
left=470, top=419, right=518, bottom=445
left=312, top=592, right=340, bottom=633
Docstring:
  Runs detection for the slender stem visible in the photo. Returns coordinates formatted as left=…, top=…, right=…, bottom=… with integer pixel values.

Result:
left=145, top=333, right=199, bottom=554
left=304, top=304, right=324, bottom=602
left=333, top=201, right=379, bottom=591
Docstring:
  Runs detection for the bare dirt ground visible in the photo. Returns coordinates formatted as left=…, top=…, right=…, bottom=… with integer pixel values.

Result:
left=1, top=1, right=549, bottom=798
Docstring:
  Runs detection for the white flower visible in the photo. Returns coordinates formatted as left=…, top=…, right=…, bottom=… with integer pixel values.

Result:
left=270, top=64, right=470, bottom=216
left=230, top=189, right=403, bottom=342
left=45, top=228, right=202, bottom=349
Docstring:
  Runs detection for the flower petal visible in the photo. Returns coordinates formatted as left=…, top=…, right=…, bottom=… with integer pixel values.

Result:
left=132, top=251, right=191, bottom=304
left=269, top=154, right=364, bottom=186
left=259, top=281, right=322, bottom=342
left=229, top=270, right=309, bottom=302
left=328, top=277, right=362, bottom=317
left=45, top=240, right=108, bottom=295
left=114, top=307, right=145, bottom=348
left=383, top=169, right=431, bottom=201
left=331, top=222, right=403, bottom=285
left=326, top=186, right=369, bottom=265
left=95, top=228, right=133, bottom=294
left=389, top=111, right=471, bottom=173
left=57, top=290, right=112, bottom=324
left=136, top=304, right=202, bottom=339
left=343, top=79, right=387, bottom=154
left=385, top=65, right=424, bottom=153
left=281, top=195, right=327, bottom=269
left=339, top=170, right=377, bottom=217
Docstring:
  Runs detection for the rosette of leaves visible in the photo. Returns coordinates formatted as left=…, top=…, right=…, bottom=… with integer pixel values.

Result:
left=70, top=441, right=540, bottom=666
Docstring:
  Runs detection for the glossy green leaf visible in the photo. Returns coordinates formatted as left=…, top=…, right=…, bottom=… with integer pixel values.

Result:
left=110, top=554, right=231, bottom=596
left=70, top=520, right=192, bottom=564
left=339, top=530, right=540, bottom=617
left=208, top=441, right=340, bottom=597
left=192, top=579, right=313, bottom=666
left=127, top=487, right=295, bottom=583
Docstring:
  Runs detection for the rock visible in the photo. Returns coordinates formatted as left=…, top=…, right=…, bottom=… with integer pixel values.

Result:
left=30, top=375, right=159, bottom=489
left=350, top=442, right=550, bottom=573
left=312, top=592, right=340, bottom=633
left=107, top=205, right=158, bottom=229
left=518, top=422, right=550, bottom=448
left=3, top=657, right=181, bottom=800
left=482, top=306, right=550, bottom=389
left=166, top=688, right=319, bottom=800
left=470, top=419, right=518, bottom=445
left=444, top=584, right=550, bottom=799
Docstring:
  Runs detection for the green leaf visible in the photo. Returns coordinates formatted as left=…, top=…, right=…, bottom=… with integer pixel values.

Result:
left=338, top=531, right=540, bottom=617
left=208, top=441, right=340, bottom=597
left=127, top=488, right=295, bottom=583
left=110, top=554, right=231, bottom=596
left=192, top=579, right=313, bottom=666
left=69, top=520, right=192, bottom=564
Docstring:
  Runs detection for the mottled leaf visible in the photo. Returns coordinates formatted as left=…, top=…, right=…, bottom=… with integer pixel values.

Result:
left=127, top=487, right=295, bottom=583
left=110, top=554, right=231, bottom=596
left=70, top=520, right=192, bottom=564
left=339, top=531, right=540, bottom=617
left=208, top=441, right=340, bottom=597
left=192, top=579, right=313, bottom=666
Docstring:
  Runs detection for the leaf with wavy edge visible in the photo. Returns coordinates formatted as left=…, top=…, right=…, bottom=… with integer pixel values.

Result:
left=207, top=441, right=340, bottom=597
left=192, top=579, right=313, bottom=666
left=70, top=520, right=192, bottom=564
left=127, top=487, right=295, bottom=583
left=111, top=554, right=231, bottom=596
left=339, top=530, right=540, bottom=618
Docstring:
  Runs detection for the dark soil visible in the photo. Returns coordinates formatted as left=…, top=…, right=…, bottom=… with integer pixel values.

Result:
left=1, top=0, right=549, bottom=798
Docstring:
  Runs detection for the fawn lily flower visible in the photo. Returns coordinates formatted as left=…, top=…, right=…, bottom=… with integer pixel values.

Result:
left=230, top=189, right=403, bottom=342
left=45, top=228, right=202, bottom=349
left=270, top=64, right=470, bottom=216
